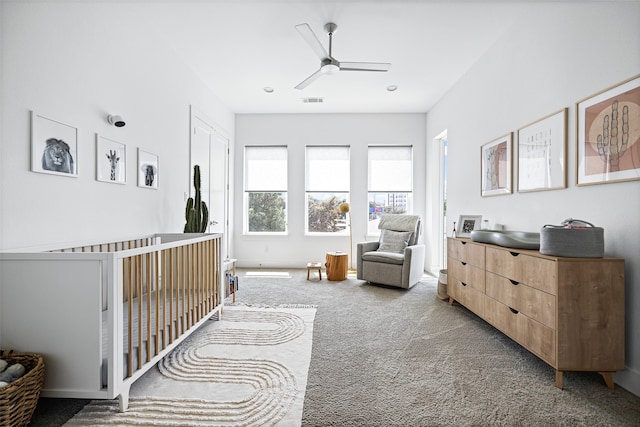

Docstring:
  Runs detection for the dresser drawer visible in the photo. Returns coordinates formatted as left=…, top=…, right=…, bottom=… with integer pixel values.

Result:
left=450, top=278, right=485, bottom=317
left=486, top=247, right=556, bottom=294
left=449, top=259, right=485, bottom=293
left=521, top=314, right=556, bottom=365
left=485, top=296, right=556, bottom=365
left=448, top=239, right=485, bottom=268
left=485, top=272, right=555, bottom=329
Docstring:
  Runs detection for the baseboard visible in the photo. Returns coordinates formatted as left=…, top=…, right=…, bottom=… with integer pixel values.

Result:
left=615, top=367, right=640, bottom=397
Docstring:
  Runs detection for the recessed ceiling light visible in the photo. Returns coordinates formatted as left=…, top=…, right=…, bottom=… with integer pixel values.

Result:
left=387, top=85, right=398, bottom=92
left=263, top=87, right=274, bottom=93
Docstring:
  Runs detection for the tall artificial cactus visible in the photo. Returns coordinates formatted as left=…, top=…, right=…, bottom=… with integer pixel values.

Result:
left=184, top=165, right=209, bottom=233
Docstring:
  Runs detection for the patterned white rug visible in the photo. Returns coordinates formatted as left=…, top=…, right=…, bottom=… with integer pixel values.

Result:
left=64, top=304, right=316, bottom=427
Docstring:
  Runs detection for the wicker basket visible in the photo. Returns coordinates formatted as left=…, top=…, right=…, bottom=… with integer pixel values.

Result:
left=0, top=350, right=45, bottom=427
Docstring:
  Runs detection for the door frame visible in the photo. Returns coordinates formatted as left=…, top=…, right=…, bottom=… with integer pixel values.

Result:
left=189, top=105, right=231, bottom=259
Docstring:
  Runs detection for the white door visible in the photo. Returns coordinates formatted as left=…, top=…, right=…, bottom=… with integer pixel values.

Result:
left=190, top=108, right=230, bottom=258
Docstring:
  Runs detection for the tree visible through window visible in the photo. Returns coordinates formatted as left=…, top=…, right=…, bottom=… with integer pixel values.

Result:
left=306, top=146, right=350, bottom=234
left=244, top=146, right=287, bottom=233
left=248, top=192, right=286, bottom=232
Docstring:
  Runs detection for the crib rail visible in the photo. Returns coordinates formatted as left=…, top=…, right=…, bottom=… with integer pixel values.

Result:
left=117, top=235, right=220, bottom=381
left=120, top=237, right=220, bottom=378
left=0, top=232, right=222, bottom=410
left=50, top=236, right=158, bottom=253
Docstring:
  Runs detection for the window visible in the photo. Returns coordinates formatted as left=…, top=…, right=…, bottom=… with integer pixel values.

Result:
left=368, top=145, right=413, bottom=235
left=244, top=146, right=287, bottom=233
left=305, top=146, right=350, bottom=234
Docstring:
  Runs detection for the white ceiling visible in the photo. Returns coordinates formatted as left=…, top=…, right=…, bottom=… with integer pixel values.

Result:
left=138, top=1, right=547, bottom=114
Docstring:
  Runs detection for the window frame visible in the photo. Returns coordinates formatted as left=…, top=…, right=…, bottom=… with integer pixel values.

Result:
left=305, top=145, right=351, bottom=236
left=367, top=145, right=414, bottom=237
left=243, top=145, right=288, bottom=235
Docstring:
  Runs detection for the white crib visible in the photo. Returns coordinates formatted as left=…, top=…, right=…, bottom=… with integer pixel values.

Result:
left=0, top=233, right=222, bottom=411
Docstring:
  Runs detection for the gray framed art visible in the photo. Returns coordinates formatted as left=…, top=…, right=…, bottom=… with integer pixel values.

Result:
left=457, top=215, right=482, bottom=238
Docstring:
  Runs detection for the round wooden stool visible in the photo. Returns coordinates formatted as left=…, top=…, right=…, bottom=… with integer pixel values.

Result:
left=325, top=251, right=348, bottom=281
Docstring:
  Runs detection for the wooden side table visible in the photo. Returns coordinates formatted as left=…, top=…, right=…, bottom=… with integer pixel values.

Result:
left=224, top=258, right=237, bottom=302
left=325, top=251, right=348, bottom=281
left=306, top=262, right=322, bottom=280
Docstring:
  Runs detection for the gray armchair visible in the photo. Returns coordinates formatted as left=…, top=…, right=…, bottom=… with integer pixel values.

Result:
left=357, top=214, right=425, bottom=289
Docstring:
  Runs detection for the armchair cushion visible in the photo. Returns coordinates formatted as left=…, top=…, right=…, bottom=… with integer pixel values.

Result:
left=377, top=230, right=412, bottom=254
left=362, top=251, right=405, bottom=265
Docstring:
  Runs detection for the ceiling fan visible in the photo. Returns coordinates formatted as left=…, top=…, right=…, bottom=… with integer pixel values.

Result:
left=294, top=22, right=391, bottom=90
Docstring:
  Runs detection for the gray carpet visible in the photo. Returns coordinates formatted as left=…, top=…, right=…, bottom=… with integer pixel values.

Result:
left=30, top=269, right=640, bottom=426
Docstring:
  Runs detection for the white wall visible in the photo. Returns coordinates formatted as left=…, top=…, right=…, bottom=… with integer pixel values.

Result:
left=234, top=113, right=426, bottom=268
left=425, top=2, right=640, bottom=395
left=0, top=2, right=234, bottom=250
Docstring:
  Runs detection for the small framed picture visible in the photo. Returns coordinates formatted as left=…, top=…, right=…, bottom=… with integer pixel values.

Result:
left=576, top=74, right=640, bottom=186
left=138, top=148, right=158, bottom=189
left=457, top=215, right=483, bottom=238
left=517, top=108, right=567, bottom=192
left=31, top=111, right=78, bottom=177
left=96, top=135, right=126, bottom=184
left=481, top=133, right=512, bottom=197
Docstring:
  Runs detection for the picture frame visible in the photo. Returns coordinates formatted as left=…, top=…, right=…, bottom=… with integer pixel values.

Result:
left=576, top=74, right=640, bottom=186
left=31, top=111, right=78, bottom=177
left=96, top=135, right=126, bottom=184
left=137, top=148, right=159, bottom=189
left=457, top=215, right=483, bottom=238
left=517, top=108, right=567, bottom=192
left=481, top=133, right=512, bottom=196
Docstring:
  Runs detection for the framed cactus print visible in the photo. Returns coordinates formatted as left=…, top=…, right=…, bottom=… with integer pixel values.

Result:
left=96, top=135, right=126, bottom=184
left=576, top=74, right=640, bottom=186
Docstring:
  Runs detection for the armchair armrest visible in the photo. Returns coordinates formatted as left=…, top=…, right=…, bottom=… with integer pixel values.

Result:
left=402, top=244, right=426, bottom=288
left=357, top=241, right=380, bottom=279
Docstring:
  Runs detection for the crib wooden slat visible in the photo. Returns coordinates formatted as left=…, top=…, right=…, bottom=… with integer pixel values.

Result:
left=155, top=250, right=160, bottom=354
left=146, top=252, right=152, bottom=363
left=169, top=248, right=176, bottom=343
left=126, top=256, right=133, bottom=378
left=136, top=254, right=143, bottom=370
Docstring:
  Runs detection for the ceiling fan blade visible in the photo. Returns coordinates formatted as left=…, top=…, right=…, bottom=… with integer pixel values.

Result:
left=339, top=61, right=391, bottom=72
left=295, top=68, right=324, bottom=90
left=295, top=23, right=329, bottom=60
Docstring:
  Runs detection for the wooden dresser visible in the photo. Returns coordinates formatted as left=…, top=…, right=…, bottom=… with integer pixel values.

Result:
left=447, top=237, right=625, bottom=389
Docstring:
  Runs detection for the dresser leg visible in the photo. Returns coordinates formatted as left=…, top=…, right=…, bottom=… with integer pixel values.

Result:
left=601, top=372, right=615, bottom=389
left=448, top=296, right=454, bottom=305
left=555, top=370, right=563, bottom=389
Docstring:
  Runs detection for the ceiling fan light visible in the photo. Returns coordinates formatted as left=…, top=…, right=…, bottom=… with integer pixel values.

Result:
left=321, top=63, right=339, bottom=74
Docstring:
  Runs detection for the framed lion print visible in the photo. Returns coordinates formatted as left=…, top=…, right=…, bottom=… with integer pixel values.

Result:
left=31, top=111, right=78, bottom=177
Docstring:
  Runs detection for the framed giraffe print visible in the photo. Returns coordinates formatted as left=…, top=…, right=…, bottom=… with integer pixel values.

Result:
left=576, top=74, right=640, bottom=186
left=96, top=135, right=126, bottom=184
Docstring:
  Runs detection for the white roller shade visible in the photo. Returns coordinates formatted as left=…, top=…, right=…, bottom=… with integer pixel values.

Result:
left=368, top=146, right=413, bottom=192
left=306, top=146, right=350, bottom=192
left=245, top=146, right=287, bottom=191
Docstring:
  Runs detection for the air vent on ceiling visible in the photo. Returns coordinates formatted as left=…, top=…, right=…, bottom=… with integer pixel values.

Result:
left=302, top=97, right=324, bottom=104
